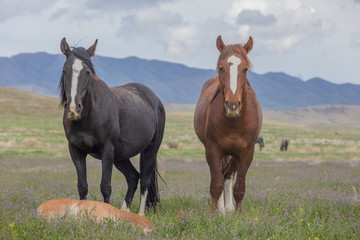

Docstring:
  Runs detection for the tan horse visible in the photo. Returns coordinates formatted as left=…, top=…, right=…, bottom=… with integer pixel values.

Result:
left=194, top=36, right=262, bottom=213
left=36, top=198, right=153, bottom=233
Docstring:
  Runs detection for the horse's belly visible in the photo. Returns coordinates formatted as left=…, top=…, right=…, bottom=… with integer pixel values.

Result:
left=113, top=144, right=139, bottom=160
left=113, top=137, right=152, bottom=160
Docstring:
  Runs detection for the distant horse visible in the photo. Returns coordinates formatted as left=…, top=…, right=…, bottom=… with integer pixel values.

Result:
left=280, top=139, right=289, bottom=151
left=59, top=38, right=165, bottom=216
left=194, top=36, right=262, bottom=213
left=256, top=136, right=264, bottom=151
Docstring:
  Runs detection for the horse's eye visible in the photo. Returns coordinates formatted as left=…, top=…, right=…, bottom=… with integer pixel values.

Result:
left=218, top=67, right=224, bottom=72
left=243, top=68, right=248, bottom=73
left=86, top=70, right=90, bottom=75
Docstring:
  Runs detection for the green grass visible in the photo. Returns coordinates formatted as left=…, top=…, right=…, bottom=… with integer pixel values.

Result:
left=1, top=157, right=359, bottom=239
left=1, top=88, right=360, bottom=239
left=0, top=115, right=67, bottom=159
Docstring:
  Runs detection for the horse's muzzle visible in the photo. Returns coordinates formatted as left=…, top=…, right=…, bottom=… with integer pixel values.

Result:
left=67, top=109, right=81, bottom=121
left=225, top=101, right=242, bottom=118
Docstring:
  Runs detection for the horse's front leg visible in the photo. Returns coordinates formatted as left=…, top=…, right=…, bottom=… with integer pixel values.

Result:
left=69, top=144, right=88, bottom=200
left=205, top=141, right=224, bottom=213
left=233, top=146, right=254, bottom=213
left=100, top=144, right=114, bottom=203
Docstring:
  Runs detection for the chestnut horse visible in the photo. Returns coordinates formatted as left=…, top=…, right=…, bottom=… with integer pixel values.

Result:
left=194, top=36, right=262, bottom=213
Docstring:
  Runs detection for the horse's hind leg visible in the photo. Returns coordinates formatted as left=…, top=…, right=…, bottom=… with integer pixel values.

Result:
left=138, top=145, right=160, bottom=216
left=138, top=131, right=164, bottom=215
left=138, top=108, right=165, bottom=216
left=223, top=156, right=238, bottom=212
left=113, top=159, right=140, bottom=212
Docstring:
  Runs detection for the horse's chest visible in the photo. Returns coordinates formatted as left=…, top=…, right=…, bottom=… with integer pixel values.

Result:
left=207, top=120, right=255, bottom=154
left=67, top=132, right=99, bottom=151
left=219, top=134, right=249, bottom=152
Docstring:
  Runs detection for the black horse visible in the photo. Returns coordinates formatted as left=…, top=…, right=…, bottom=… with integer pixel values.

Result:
left=280, top=138, right=289, bottom=151
left=59, top=38, right=165, bottom=216
left=256, top=136, right=264, bottom=151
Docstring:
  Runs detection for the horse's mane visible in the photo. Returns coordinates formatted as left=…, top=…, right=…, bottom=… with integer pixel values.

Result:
left=58, top=47, right=96, bottom=109
left=216, top=44, right=252, bottom=71
left=71, top=47, right=95, bottom=74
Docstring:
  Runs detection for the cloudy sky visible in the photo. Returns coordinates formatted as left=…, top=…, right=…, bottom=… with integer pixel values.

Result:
left=1, top=0, right=360, bottom=84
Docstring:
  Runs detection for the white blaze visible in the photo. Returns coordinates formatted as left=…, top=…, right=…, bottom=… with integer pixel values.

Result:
left=227, top=55, right=241, bottom=95
left=70, top=59, right=83, bottom=110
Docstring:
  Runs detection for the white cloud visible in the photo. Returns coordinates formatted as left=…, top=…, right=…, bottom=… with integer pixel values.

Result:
left=166, top=26, right=201, bottom=55
left=0, top=0, right=359, bottom=84
left=236, top=9, right=277, bottom=26
left=223, top=0, right=333, bottom=53
left=85, top=0, right=173, bottom=11
left=119, top=8, right=183, bottom=43
left=0, top=0, right=55, bottom=22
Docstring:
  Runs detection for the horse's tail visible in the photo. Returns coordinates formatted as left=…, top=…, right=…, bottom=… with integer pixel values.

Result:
left=143, top=99, right=165, bottom=209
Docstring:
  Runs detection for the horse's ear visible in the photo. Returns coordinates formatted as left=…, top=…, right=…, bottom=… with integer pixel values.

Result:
left=87, top=39, right=98, bottom=57
left=243, top=36, right=253, bottom=53
left=60, top=37, right=70, bottom=55
left=216, top=35, right=225, bottom=52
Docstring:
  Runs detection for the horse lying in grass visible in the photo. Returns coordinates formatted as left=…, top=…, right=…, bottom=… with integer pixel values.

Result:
left=36, top=198, right=153, bottom=233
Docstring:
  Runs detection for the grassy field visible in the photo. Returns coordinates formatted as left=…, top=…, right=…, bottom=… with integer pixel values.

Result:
left=0, top=87, right=360, bottom=239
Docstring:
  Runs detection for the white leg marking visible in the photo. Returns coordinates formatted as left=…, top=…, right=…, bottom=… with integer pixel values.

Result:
left=138, top=190, right=148, bottom=216
left=217, top=191, right=225, bottom=214
left=120, top=200, right=130, bottom=212
left=224, top=177, right=235, bottom=212
left=70, top=59, right=83, bottom=110
left=227, top=55, right=242, bottom=95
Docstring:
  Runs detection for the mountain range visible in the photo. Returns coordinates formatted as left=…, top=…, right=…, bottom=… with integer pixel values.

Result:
left=1, top=52, right=360, bottom=110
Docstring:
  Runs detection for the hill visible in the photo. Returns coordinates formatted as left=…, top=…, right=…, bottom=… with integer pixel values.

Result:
left=1, top=87, right=360, bottom=125
left=1, top=52, right=360, bottom=109
left=264, top=105, right=360, bottom=125
left=0, top=86, right=61, bottom=118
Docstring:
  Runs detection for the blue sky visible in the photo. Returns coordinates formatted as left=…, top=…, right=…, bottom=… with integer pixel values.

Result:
left=0, top=0, right=360, bottom=84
